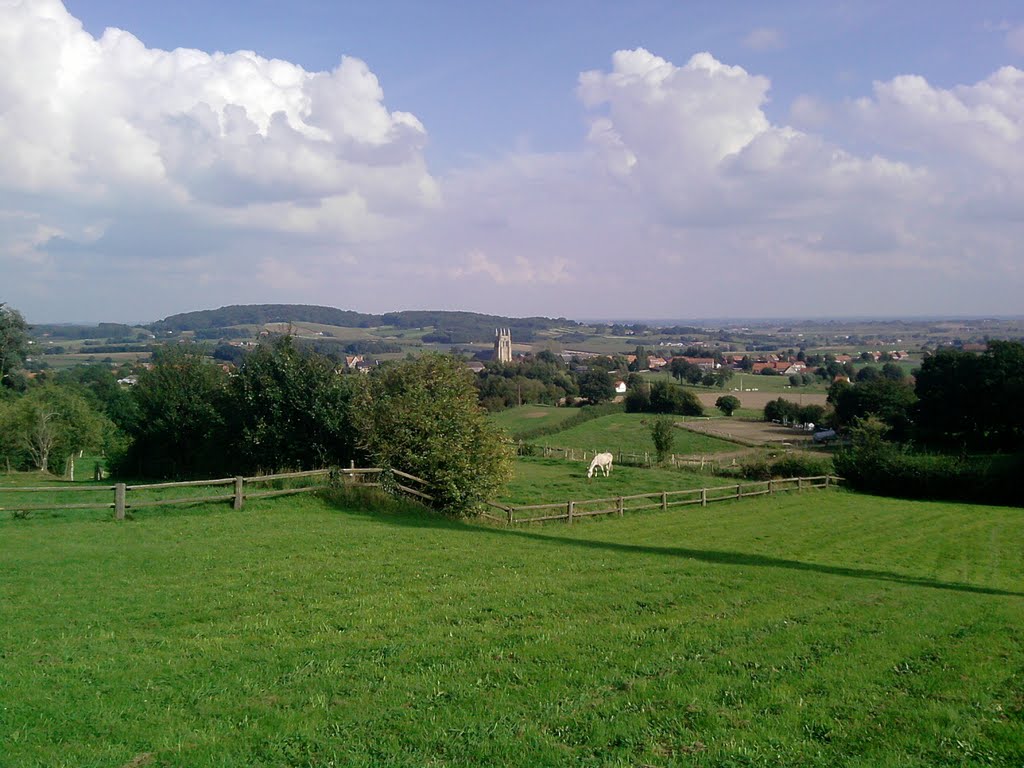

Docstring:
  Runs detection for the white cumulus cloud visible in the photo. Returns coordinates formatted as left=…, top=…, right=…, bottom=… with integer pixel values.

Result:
left=1, top=5, right=1021, bottom=321
left=0, top=0, right=437, bottom=315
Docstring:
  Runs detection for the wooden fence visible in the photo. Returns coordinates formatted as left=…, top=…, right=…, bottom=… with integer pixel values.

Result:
left=0, top=467, right=433, bottom=520
left=480, top=475, right=839, bottom=525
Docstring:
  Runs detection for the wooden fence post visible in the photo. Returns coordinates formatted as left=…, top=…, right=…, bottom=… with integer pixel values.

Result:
left=644, top=451, right=649, bottom=466
left=736, top=484, right=741, bottom=499
left=507, top=506, right=514, bottom=525
left=661, top=491, right=668, bottom=511
left=617, top=496, right=624, bottom=517
left=797, top=477, right=803, bottom=492
left=233, top=476, right=244, bottom=510
left=114, top=483, right=126, bottom=520
left=824, top=475, right=830, bottom=488
left=769, top=479, right=774, bottom=495
left=567, top=500, right=574, bottom=525
left=701, top=488, right=707, bottom=507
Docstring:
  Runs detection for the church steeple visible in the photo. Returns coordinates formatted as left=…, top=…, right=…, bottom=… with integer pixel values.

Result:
left=494, top=328, right=512, bottom=363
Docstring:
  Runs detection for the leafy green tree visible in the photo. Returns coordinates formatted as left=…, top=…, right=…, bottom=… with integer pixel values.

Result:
left=881, top=362, right=905, bottom=381
left=915, top=342, right=1024, bottom=450
left=649, top=418, right=675, bottom=462
left=797, top=404, right=826, bottom=426
left=5, top=385, right=110, bottom=473
left=55, top=364, right=139, bottom=430
left=856, top=366, right=881, bottom=382
left=716, top=395, right=741, bottom=416
left=117, top=346, right=230, bottom=478
left=0, top=303, right=29, bottom=388
left=647, top=380, right=703, bottom=416
left=352, top=354, right=513, bottom=515
left=764, top=397, right=800, bottom=423
left=0, top=398, right=27, bottom=470
left=832, top=377, right=917, bottom=441
left=623, top=380, right=651, bottom=412
left=226, top=337, right=358, bottom=473
left=576, top=368, right=615, bottom=403
left=669, top=358, right=698, bottom=383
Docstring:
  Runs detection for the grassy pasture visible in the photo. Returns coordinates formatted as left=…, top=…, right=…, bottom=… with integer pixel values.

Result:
left=2, top=489, right=1022, bottom=767
left=499, top=457, right=719, bottom=506
left=489, top=404, right=581, bottom=438
left=530, top=412, right=740, bottom=456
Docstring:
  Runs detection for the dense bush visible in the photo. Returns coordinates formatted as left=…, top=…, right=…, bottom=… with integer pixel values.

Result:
left=738, top=452, right=833, bottom=480
left=625, top=380, right=703, bottom=416
left=833, top=418, right=1020, bottom=505
left=763, top=398, right=825, bottom=425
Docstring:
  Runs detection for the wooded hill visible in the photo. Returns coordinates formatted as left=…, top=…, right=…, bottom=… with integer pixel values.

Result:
left=149, top=304, right=579, bottom=343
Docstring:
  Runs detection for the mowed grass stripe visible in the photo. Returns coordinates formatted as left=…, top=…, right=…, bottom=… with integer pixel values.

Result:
left=2, top=490, right=1022, bottom=767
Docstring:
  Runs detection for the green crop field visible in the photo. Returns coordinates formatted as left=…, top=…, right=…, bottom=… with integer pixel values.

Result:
left=2, top=487, right=1021, bottom=767
left=529, top=412, right=741, bottom=456
left=489, top=405, right=581, bottom=438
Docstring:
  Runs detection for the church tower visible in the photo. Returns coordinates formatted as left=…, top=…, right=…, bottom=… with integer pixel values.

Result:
left=494, top=328, right=512, bottom=363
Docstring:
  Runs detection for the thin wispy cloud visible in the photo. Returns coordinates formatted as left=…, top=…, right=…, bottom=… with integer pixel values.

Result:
left=742, top=27, right=786, bottom=52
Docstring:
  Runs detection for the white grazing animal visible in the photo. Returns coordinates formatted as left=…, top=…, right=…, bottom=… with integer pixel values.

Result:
left=587, top=452, right=614, bottom=479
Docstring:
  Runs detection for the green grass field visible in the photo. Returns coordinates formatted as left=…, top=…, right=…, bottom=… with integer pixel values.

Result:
left=499, top=457, right=719, bottom=506
left=2, top=488, right=1022, bottom=767
left=489, top=404, right=581, bottom=438
left=529, top=412, right=740, bottom=456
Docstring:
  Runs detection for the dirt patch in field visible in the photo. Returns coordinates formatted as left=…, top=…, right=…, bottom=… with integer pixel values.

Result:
left=694, top=391, right=827, bottom=410
left=680, top=418, right=816, bottom=447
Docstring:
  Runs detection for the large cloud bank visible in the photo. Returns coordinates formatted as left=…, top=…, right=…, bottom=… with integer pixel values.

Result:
left=1, top=1, right=1022, bottom=320
left=0, top=0, right=437, bottom=316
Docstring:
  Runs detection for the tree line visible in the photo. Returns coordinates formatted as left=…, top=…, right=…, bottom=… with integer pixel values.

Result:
left=1, top=305, right=511, bottom=515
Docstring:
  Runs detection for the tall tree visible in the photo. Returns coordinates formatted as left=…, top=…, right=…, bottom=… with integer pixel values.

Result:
left=6, top=385, right=109, bottom=473
left=649, top=418, right=675, bottom=462
left=353, top=354, right=513, bottom=515
left=576, top=368, right=615, bottom=403
left=226, top=337, right=357, bottom=473
left=118, top=346, right=230, bottom=478
left=0, top=303, right=29, bottom=388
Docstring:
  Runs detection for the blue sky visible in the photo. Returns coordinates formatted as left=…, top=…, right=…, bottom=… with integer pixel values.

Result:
left=65, top=1, right=1023, bottom=165
left=4, top=1, right=1024, bottom=322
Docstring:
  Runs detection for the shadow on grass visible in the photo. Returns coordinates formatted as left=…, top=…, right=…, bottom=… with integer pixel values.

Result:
left=321, top=490, right=1024, bottom=599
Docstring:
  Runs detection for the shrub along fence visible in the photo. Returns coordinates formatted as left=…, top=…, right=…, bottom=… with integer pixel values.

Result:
left=0, top=467, right=433, bottom=520
left=482, top=475, right=840, bottom=525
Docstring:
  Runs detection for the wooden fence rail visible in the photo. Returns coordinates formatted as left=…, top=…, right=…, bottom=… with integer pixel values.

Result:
left=486, top=475, right=839, bottom=525
left=0, top=467, right=432, bottom=520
